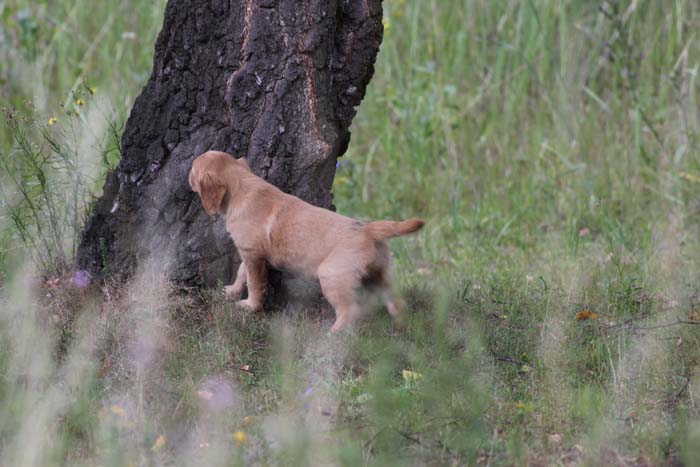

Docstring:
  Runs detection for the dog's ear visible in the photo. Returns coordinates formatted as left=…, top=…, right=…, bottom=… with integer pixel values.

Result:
left=199, top=172, right=227, bottom=216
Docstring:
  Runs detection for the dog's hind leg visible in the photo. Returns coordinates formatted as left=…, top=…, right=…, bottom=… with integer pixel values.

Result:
left=365, top=242, right=406, bottom=329
left=224, top=261, right=247, bottom=299
left=380, top=286, right=407, bottom=329
left=318, top=260, right=361, bottom=332
left=323, top=279, right=360, bottom=332
left=366, top=269, right=407, bottom=329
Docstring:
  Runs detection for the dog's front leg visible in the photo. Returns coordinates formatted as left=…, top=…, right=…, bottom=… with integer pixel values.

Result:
left=236, top=257, right=267, bottom=311
left=224, top=261, right=247, bottom=299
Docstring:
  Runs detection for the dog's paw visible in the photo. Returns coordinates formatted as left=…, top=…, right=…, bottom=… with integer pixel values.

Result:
left=236, top=298, right=261, bottom=312
left=223, top=284, right=244, bottom=299
left=392, top=311, right=407, bottom=331
left=330, top=319, right=353, bottom=333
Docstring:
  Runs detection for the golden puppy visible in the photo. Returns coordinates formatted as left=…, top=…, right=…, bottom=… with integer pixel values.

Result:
left=188, top=151, right=423, bottom=331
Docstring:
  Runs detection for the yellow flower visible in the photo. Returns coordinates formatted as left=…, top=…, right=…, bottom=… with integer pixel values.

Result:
left=515, top=401, right=533, bottom=413
left=110, top=404, right=125, bottom=416
left=48, top=117, right=57, bottom=126
left=680, top=171, right=700, bottom=184
left=382, top=18, right=390, bottom=31
left=233, top=430, right=247, bottom=444
left=76, top=98, right=85, bottom=106
left=152, top=434, right=167, bottom=451
left=334, top=176, right=349, bottom=187
left=402, top=369, right=422, bottom=382
left=89, top=86, right=97, bottom=95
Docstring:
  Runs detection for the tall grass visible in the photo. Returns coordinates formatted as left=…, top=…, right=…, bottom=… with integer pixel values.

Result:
left=2, top=0, right=700, bottom=465
left=0, top=0, right=167, bottom=276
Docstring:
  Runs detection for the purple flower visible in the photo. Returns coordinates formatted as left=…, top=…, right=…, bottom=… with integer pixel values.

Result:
left=72, top=270, right=91, bottom=288
left=303, top=386, right=313, bottom=398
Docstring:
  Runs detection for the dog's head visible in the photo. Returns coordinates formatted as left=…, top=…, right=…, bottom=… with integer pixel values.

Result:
left=189, top=151, right=250, bottom=216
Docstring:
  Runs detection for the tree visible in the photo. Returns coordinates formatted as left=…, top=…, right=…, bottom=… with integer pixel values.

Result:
left=77, top=0, right=384, bottom=294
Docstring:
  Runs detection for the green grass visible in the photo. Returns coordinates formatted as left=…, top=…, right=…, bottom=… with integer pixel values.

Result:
left=2, top=0, right=700, bottom=465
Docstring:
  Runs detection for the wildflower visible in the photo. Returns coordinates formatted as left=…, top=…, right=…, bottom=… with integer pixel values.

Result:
left=402, top=369, right=422, bottom=382
left=515, top=400, right=534, bottom=413
left=152, top=434, right=167, bottom=451
left=382, top=18, right=390, bottom=31
left=680, top=171, right=700, bottom=184
left=48, top=117, right=57, bottom=126
left=578, top=227, right=590, bottom=238
left=575, top=309, right=598, bottom=321
left=76, top=98, right=85, bottom=106
left=89, top=86, right=97, bottom=94
left=334, top=176, right=350, bottom=187
left=72, top=269, right=91, bottom=288
left=233, top=430, right=247, bottom=444
left=110, top=405, right=125, bottom=416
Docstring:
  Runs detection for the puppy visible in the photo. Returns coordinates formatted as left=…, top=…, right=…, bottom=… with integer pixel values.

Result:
left=188, top=150, right=423, bottom=332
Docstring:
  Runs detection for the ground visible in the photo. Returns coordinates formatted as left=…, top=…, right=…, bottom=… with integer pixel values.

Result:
left=1, top=0, right=700, bottom=465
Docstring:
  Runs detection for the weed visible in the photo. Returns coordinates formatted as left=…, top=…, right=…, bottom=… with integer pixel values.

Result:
left=2, top=0, right=700, bottom=465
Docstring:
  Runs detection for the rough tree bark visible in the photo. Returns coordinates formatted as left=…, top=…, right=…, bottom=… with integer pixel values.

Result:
left=77, top=0, right=383, bottom=293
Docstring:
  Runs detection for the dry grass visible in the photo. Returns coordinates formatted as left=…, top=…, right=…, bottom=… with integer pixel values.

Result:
left=2, top=0, right=700, bottom=465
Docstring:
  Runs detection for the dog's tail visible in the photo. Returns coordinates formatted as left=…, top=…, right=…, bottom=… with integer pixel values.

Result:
left=364, top=218, right=424, bottom=240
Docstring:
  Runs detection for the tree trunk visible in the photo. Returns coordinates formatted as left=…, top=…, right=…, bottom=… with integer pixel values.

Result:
left=77, top=0, right=383, bottom=292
